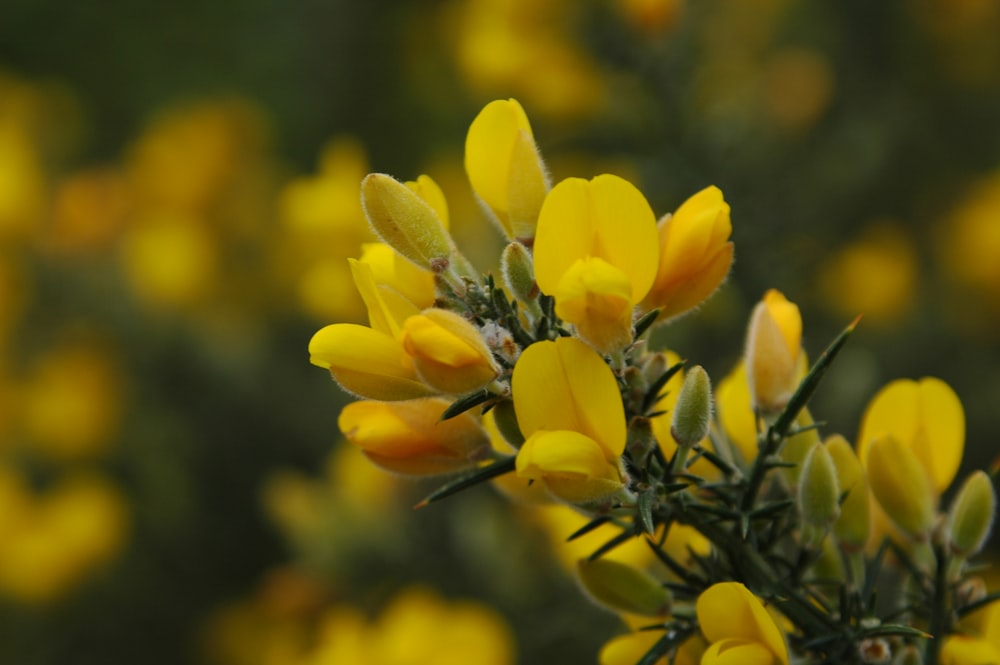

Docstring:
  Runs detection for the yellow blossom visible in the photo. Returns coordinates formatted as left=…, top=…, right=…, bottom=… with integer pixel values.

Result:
left=338, top=398, right=490, bottom=476
left=696, top=582, right=789, bottom=665
left=857, top=377, right=964, bottom=495
left=358, top=242, right=436, bottom=310
left=465, top=99, right=549, bottom=241
left=512, top=337, right=627, bottom=503
left=534, top=174, right=659, bottom=352
left=400, top=309, right=500, bottom=394
left=309, top=260, right=432, bottom=401
left=745, top=289, right=804, bottom=414
left=641, top=185, right=734, bottom=322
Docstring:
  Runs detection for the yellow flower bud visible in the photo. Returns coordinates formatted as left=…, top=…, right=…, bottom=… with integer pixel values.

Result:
left=464, top=98, right=549, bottom=241
left=500, top=241, right=538, bottom=305
left=825, top=434, right=871, bottom=552
left=865, top=434, right=936, bottom=539
left=534, top=174, right=659, bottom=353
left=947, top=470, right=996, bottom=558
left=745, top=289, right=803, bottom=414
left=641, top=185, right=734, bottom=322
left=696, top=582, right=789, bottom=665
left=798, top=442, right=841, bottom=528
left=576, top=558, right=671, bottom=617
left=361, top=173, right=453, bottom=271
left=671, top=365, right=713, bottom=448
left=400, top=309, right=500, bottom=394
left=338, top=398, right=490, bottom=476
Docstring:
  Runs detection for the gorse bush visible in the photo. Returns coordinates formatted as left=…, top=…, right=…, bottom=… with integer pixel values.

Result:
left=310, top=99, right=999, bottom=665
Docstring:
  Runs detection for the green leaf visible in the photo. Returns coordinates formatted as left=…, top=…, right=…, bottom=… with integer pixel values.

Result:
left=638, top=490, right=656, bottom=535
left=414, top=456, right=516, bottom=508
left=440, top=389, right=493, bottom=420
left=566, top=515, right=611, bottom=542
left=632, top=308, right=661, bottom=341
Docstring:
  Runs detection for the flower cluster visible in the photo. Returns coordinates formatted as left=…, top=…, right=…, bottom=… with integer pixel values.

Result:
left=311, top=99, right=998, bottom=665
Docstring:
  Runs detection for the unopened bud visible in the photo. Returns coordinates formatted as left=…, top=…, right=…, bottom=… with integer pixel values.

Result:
left=361, top=173, right=452, bottom=270
left=826, top=434, right=871, bottom=552
left=745, top=289, right=802, bottom=414
left=576, top=558, right=671, bottom=617
left=491, top=399, right=524, bottom=448
left=866, top=435, right=936, bottom=539
left=799, top=442, right=841, bottom=528
left=500, top=241, right=538, bottom=304
left=671, top=365, right=712, bottom=448
left=947, top=470, right=996, bottom=558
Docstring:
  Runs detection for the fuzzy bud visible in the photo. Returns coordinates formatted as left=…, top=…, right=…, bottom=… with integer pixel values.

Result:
left=947, top=470, right=996, bottom=558
left=361, top=173, right=453, bottom=271
left=825, top=434, right=871, bottom=552
left=799, top=442, right=841, bottom=528
left=671, top=365, right=712, bottom=448
left=500, top=241, right=539, bottom=304
left=576, top=558, right=671, bottom=617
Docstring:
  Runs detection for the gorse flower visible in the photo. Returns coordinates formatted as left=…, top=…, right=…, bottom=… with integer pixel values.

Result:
left=309, top=97, right=997, bottom=665
left=533, top=174, right=659, bottom=353
left=696, top=582, right=789, bottom=665
left=511, top=337, right=627, bottom=504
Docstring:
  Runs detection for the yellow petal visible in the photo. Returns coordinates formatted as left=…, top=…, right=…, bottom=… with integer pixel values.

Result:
left=405, top=174, right=450, bottom=230
left=309, top=324, right=432, bottom=400
left=349, top=258, right=419, bottom=337
left=534, top=174, right=659, bottom=305
left=940, top=635, right=1000, bottom=665
left=359, top=242, right=436, bottom=309
left=401, top=309, right=499, bottom=394
left=552, top=256, right=634, bottom=352
left=857, top=377, right=964, bottom=494
left=464, top=98, right=547, bottom=239
left=715, top=362, right=759, bottom=464
left=339, top=399, right=489, bottom=476
left=512, top=337, right=625, bottom=460
left=696, top=582, right=788, bottom=665
left=701, top=639, right=779, bottom=665
left=516, top=430, right=624, bottom=503
left=599, top=632, right=669, bottom=665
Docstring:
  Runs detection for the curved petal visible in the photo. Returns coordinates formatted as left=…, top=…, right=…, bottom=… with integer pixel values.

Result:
left=516, top=430, right=621, bottom=481
left=512, top=338, right=626, bottom=459
left=865, top=434, right=936, bottom=537
left=701, top=639, right=778, bottom=665
left=696, top=583, right=787, bottom=665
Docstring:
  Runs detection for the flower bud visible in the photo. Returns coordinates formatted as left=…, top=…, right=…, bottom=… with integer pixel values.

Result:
left=576, top=558, right=671, bottom=617
left=798, top=442, right=841, bottom=528
left=745, top=289, right=803, bottom=414
left=465, top=99, right=549, bottom=241
left=338, top=398, right=490, bottom=476
left=400, top=309, right=500, bottom=394
left=947, top=470, right=996, bottom=558
left=500, top=241, right=538, bottom=304
left=405, top=174, right=450, bottom=229
left=641, top=185, right=734, bottom=322
left=825, top=434, right=871, bottom=552
left=671, top=365, right=713, bottom=448
left=866, top=434, right=936, bottom=539
left=361, top=173, right=453, bottom=271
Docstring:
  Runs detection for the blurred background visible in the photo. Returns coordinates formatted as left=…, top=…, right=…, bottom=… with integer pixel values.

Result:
left=1, top=0, right=999, bottom=663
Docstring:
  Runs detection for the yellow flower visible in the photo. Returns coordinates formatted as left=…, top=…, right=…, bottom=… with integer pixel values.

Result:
left=857, top=377, right=964, bottom=495
left=309, top=260, right=432, bottom=401
left=400, top=309, right=500, bottom=394
left=338, top=398, right=490, bottom=476
left=512, top=337, right=627, bottom=503
left=465, top=99, right=549, bottom=241
left=745, top=289, right=804, bottom=414
left=696, top=582, right=789, bottom=665
left=641, top=185, right=734, bottom=322
left=715, top=361, right=759, bottom=464
left=534, top=174, right=659, bottom=352
left=940, top=635, right=1000, bottom=665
